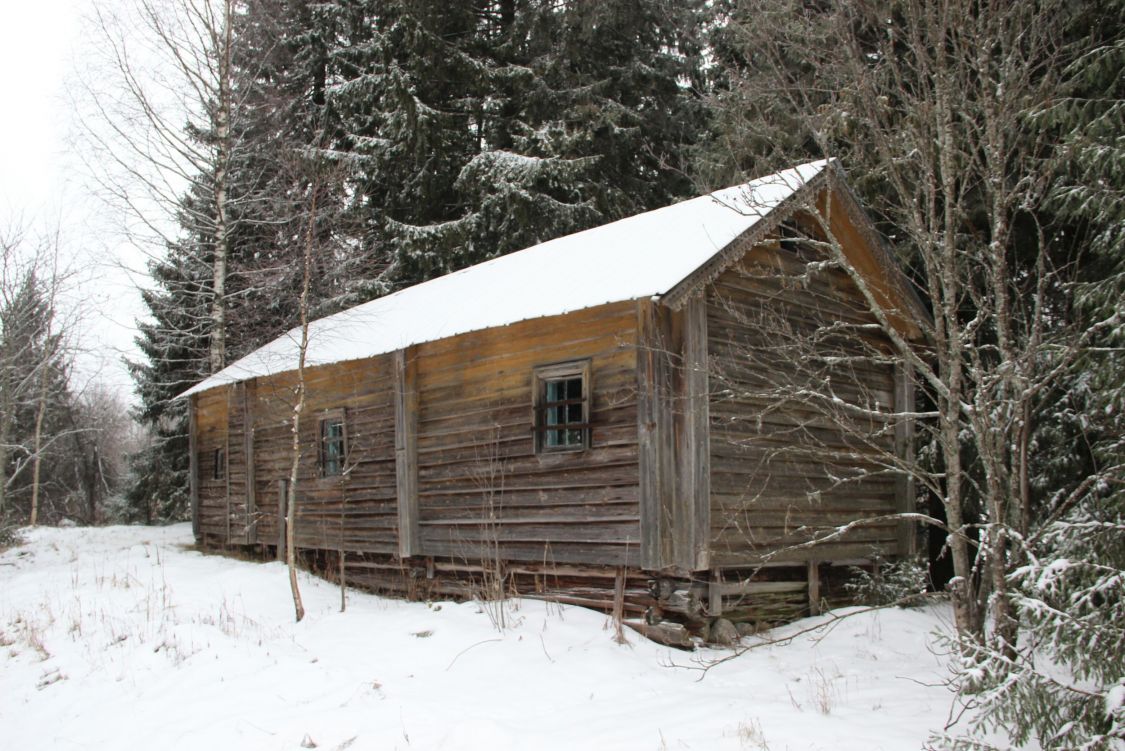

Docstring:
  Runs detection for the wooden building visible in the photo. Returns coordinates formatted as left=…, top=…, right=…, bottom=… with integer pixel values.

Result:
left=182, top=161, right=927, bottom=636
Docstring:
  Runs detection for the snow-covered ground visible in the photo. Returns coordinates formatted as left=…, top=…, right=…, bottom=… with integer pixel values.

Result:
left=1, top=525, right=959, bottom=750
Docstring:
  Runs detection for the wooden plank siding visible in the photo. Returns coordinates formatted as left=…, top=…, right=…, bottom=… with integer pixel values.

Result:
left=241, top=357, right=400, bottom=555
left=191, top=301, right=643, bottom=568
left=636, top=298, right=677, bottom=570
left=194, top=387, right=229, bottom=543
left=412, top=301, right=641, bottom=567
left=705, top=236, right=901, bottom=567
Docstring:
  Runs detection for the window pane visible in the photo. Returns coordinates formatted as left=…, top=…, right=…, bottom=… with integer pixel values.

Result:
left=566, top=377, right=581, bottom=400
left=538, top=371, right=586, bottom=452
left=322, top=417, right=344, bottom=476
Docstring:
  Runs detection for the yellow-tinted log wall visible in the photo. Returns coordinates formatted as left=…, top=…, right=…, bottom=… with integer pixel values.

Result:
left=412, top=301, right=641, bottom=565
left=193, top=302, right=641, bottom=567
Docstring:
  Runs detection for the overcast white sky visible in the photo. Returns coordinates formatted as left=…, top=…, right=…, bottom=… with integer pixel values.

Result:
left=0, top=2, right=79, bottom=216
left=0, top=0, right=149, bottom=403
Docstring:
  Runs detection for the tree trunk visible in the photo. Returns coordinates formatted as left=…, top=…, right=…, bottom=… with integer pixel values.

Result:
left=285, top=384, right=305, bottom=623
left=208, top=0, right=234, bottom=374
left=0, top=384, right=11, bottom=519
left=28, top=357, right=51, bottom=526
left=284, top=174, right=321, bottom=624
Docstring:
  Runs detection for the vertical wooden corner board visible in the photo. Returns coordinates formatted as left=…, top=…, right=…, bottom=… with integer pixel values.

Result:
left=188, top=394, right=199, bottom=540
left=678, top=293, right=711, bottom=572
left=394, top=347, right=420, bottom=557
left=243, top=379, right=258, bottom=543
left=636, top=298, right=675, bottom=570
left=637, top=296, right=710, bottom=574
left=893, top=362, right=917, bottom=557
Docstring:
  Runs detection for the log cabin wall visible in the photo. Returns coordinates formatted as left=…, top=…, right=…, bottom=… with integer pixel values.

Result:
left=635, top=296, right=710, bottom=574
left=226, top=383, right=250, bottom=543
left=705, top=231, right=902, bottom=568
left=194, top=387, right=229, bottom=544
left=411, top=301, right=641, bottom=567
left=246, top=357, right=400, bottom=555
left=191, top=300, right=643, bottom=568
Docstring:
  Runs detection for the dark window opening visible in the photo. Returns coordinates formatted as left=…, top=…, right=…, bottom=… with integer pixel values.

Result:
left=319, top=411, right=347, bottom=477
left=534, top=361, right=591, bottom=453
left=779, top=221, right=803, bottom=254
left=212, top=447, right=225, bottom=481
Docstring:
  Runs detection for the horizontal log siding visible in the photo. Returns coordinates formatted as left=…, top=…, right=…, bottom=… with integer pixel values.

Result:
left=226, top=384, right=249, bottom=543
left=413, top=301, right=641, bottom=566
left=195, top=387, right=229, bottom=542
left=707, top=243, right=900, bottom=567
left=246, top=357, right=399, bottom=554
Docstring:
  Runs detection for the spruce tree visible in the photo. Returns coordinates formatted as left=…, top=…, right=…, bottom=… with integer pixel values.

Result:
left=0, top=268, right=72, bottom=523
left=330, top=0, right=710, bottom=286
left=127, top=187, right=217, bottom=522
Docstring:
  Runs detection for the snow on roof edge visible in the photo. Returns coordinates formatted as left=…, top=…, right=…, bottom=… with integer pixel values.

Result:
left=180, top=160, right=831, bottom=399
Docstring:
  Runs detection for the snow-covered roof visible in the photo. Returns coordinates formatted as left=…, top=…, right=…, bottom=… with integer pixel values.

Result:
left=182, top=160, right=830, bottom=397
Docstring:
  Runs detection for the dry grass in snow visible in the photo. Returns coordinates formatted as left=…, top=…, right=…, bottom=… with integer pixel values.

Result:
left=1, top=524, right=958, bottom=750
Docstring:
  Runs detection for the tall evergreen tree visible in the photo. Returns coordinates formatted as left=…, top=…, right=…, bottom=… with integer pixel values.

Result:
left=329, top=0, right=710, bottom=286
left=127, top=187, right=217, bottom=523
left=230, top=0, right=370, bottom=324
left=126, top=0, right=714, bottom=519
left=0, top=268, right=71, bottom=522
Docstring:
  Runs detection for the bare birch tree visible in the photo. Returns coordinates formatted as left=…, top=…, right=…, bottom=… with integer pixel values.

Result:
left=282, top=179, right=321, bottom=624
left=74, top=0, right=239, bottom=375
left=276, top=133, right=352, bottom=622
left=0, top=225, right=96, bottom=527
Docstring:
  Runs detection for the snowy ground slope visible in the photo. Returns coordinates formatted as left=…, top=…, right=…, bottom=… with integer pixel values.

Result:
left=1, top=525, right=957, bottom=750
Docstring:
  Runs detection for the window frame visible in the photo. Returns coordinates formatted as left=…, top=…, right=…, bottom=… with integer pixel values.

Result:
left=212, top=447, right=226, bottom=481
left=532, top=360, right=592, bottom=454
left=317, top=408, right=348, bottom=478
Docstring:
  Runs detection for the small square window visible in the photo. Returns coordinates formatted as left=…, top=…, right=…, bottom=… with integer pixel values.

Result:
left=319, top=410, right=347, bottom=477
left=534, top=361, right=591, bottom=453
left=212, top=447, right=225, bottom=481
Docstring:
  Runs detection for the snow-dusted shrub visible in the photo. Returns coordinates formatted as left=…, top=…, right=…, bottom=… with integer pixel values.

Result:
left=845, top=557, right=929, bottom=607
left=0, top=522, right=24, bottom=551
left=935, top=496, right=1125, bottom=750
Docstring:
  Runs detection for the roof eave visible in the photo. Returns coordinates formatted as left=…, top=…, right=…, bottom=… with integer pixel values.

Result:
left=658, top=165, right=932, bottom=344
left=820, top=171, right=934, bottom=338
left=659, top=166, right=834, bottom=310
